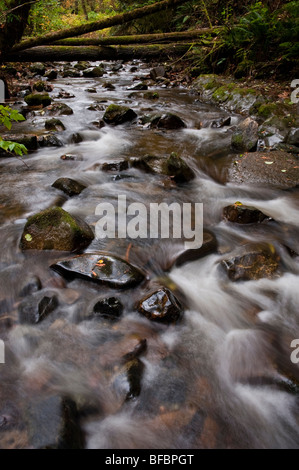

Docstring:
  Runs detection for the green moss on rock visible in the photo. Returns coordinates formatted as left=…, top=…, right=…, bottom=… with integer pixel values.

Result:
left=24, top=93, right=52, bottom=107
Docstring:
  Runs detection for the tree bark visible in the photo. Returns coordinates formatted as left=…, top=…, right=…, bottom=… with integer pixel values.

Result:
left=52, top=28, right=219, bottom=46
left=0, top=0, right=33, bottom=55
left=9, top=0, right=192, bottom=54
left=4, top=43, right=196, bottom=62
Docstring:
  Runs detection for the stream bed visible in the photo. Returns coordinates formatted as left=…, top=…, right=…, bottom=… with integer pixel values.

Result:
left=0, top=60, right=299, bottom=449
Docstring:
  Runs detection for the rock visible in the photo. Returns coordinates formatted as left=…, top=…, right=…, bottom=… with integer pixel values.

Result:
left=211, top=116, right=231, bottom=128
left=85, top=87, right=97, bottom=93
left=74, top=61, right=90, bottom=70
left=103, top=104, right=137, bottom=125
left=37, top=134, right=63, bottom=147
left=29, top=63, right=46, bottom=76
left=122, top=339, right=147, bottom=362
left=223, top=202, right=269, bottom=224
left=20, top=207, right=94, bottom=252
left=52, top=178, right=86, bottom=197
left=102, top=82, right=115, bottom=90
left=150, top=66, right=166, bottom=80
left=102, top=161, right=129, bottom=172
left=62, top=69, right=81, bottom=78
left=150, top=113, right=186, bottom=130
left=60, top=154, right=83, bottom=161
left=1, top=134, right=38, bottom=151
left=127, top=82, right=148, bottom=91
left=131, top=154, right=164, bottom=174
left=90, top=297, right=123, bottom=320
left=19, top=276, right=42, bottom=297
left=137, top=287, right=183, bottom=323
left=83, top=66, right=104, bottom=77
left=46, top=102, right=73, bottom=116
left=167, top=230, right=217, bottom=269
left=69, top=132, right=83, bottom=144
left=111, top=63, right=122, bottom=72
left=286, top=128, right=299, bottom=146
left=26, top=395, right=83, bottom=449
left=18, top=291, right=58, bottom=324
left=221, top=243, right=280, bottom=281
left=162, top=152, right=195, bottom=183
left=51, top=253, right=145, bottom=289
left=33, top=81, right=45, bottom=92
left=113, top=358, right=144, bottom=401
left=91, top=120, right=105, bottom=129
left=45, top=70, right=58, bottom=80
left=143, top=91, right=159, bottom=100
left=45, top=118, right=66, bottom=131
left=231, top=117, right=258, bottom=152
left=55, top=90, right=75, bottom=99
left=24, top=93, right=52, bottom=107
left=230, top=150, right=299, bottom=190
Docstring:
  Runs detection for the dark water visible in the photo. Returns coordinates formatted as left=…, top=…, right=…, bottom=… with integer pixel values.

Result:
left=0, top=61, right=299, bottom=449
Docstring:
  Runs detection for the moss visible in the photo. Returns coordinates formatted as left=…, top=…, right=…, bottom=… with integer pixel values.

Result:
left=258, top=103, right=278, bottom=118
left=212, top=86, right=232, bottom=103
left=24, top=93, right=52, bottom=107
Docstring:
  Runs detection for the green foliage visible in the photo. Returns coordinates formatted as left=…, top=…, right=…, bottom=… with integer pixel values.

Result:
left=0, top=105, right=27, bottom=157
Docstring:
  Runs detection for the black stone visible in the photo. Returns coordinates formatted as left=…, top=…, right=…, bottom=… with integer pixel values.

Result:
left=138, top=288, right=183, bottom=323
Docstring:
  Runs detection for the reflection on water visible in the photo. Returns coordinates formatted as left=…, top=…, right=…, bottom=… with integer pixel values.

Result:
left=0, top=61, right=299, bottom=449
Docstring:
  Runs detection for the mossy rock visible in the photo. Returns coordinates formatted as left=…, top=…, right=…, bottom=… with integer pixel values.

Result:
left=231, top=117, right=258, bottom=152
left=24, top=93, right=52, bottom=107
left=103, top=104, right=137, bottom=125
left=143, top=91, right=159, bottom=100
left=258, top=103, right=278, bottom=119
left=83, top=66, right=104, bottom=77
left=29, top=63, right=46, bottom=76
left=162, top=152, right=195, bottom=183
left=52, top=177, right=86, bottom=197
left=20, top=207, right=94, bottom=252
left=45, top=118, right=66, bottom=131
left=33, top=81, right=46, bottom=92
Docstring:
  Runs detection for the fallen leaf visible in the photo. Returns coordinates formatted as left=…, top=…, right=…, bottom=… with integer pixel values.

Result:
left=265, top=162, right=274, bottom=165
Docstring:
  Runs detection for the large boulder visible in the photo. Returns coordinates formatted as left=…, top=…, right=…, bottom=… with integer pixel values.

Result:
left=231, top=117, right=258, bottom=152
left=221, top=243, right=280, bottom=281
left=103, top=104, right=137, bottom=125
left=24, top=93, right=52, bottom=107
left=51, top=253, right=145, bottom=289
left=229, top=150, right=299, bottom=189
left=137, top=287, right=183, bottom=323
left=83, top=66, right=104, bottom=77
left=19, top=207, right=94, bottom=251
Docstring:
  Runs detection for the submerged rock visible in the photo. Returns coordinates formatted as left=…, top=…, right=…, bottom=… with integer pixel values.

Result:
left=52, top=178, right=86, bottom=197
left=103, top=104, right=137, bottom=125
left=24, top=93, right=52, bottom=107
left=166, top=230, right=217, bottom=269
left=102, top=161, right=129, bottom=172
left=221, top=244, right=280, bottom=281
left=223, top=202, right=270, bottom=224
left=137, top=287, right=183, bottom=323
left=163, top=152, right=195, bottom=183
left=18, top=291, right=58, bottom=324
left=18, top=276, right=42, bottom=298
left=26, top=395, right=83, bottom=449
left=51, top=253, right=145, bottom=289
left=37, top=134, right=63, bottom=147
left=231, top=117, right=258, bottom=152
left=20, top=207, right=94, bottom=251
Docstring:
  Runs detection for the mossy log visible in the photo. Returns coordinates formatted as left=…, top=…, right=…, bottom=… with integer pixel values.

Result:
left=52, top=29, right=220, bottom=46
left=9, top=0, right=195, bottom=54
left=5, top=43, right=196, bottom=62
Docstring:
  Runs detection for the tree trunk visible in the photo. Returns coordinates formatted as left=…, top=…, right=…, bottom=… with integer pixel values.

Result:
left=4, top=43, right=196, bottom=62
left=81, top=0, right=88, bottom=20
left=0, top=0, right=33, bottom=55
left=9, top=0, right=192, bottom=54
left=52, top=28, right=219, bottom=46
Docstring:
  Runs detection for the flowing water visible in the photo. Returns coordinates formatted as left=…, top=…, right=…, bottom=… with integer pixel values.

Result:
left=0, top=60, right=299, bottom=449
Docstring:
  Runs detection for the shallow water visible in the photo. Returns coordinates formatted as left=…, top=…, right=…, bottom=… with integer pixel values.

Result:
left=0, top=60, right=299, bottom=449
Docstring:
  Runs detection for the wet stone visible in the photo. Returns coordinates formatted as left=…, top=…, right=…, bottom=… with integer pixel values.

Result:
left=150, top=113, right=186, bottom=130
left=223, top=202, right=270, bottom=224
left=127, top=82, right=148, bottom=91
left=26, top=395, right=84, bottom=449
left=113, top=358, right=145, bottom=402
left=163, top=152, right=195, bottom=183
left=90, top=297, right=123, bottom=320
left=102, top=161, right=129, bottom=172
left=83, top=66, right=104, bottom=77
left=69, top=132, right=83, bottom=144
left=221, top=244, right=280, bottom=281
left=33, top=81, right=46, bottom=92
left=103, top=104, right=137, bottom=125
left=18, top=275, right=42, bottom=298
left=45, top=69, right=58, bottom=80
left=137, top=287, right=183, bottom=323
left=62, top=69, right=81, bottom=78
left=102, top=82, right=115, bottom=90
left=46, top=102, right=73, bottom=116
left=18, top=292, right=58, bottom=324
left=167, top=230, right=218, bottom=269
left=52, top=178, right=86, bottom=197
left=150, top=66, right=166, bottom=81
left=45, top=118, right=66, bottom=131
left=20, top=207, right=94, bottom=252
left=1, top=134, right=38, bottom=151
left=51, top=253, right=145, bottom=289
left=37, top=134, right=63, bottom=147
left=231, top=117, right=259, bottom=152
left=60, top=154, right=83, bottom=161
left=29, top=63, right=46, bottom=76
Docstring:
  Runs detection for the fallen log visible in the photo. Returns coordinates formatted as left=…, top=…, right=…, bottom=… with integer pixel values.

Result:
left=9, top=0, right=193, bottom=54
left=52, top=28, right=220, bottom=46
left=4, top=43, right=197, bottom=62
